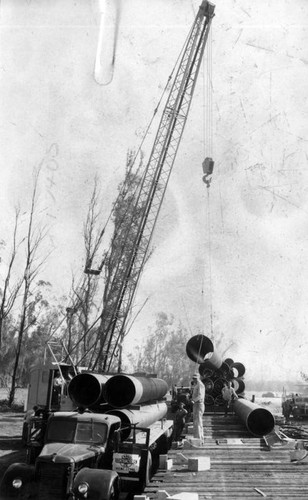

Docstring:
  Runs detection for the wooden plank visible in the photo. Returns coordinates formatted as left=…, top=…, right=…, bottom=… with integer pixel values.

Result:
left=144, top=413, right=308, bottom=500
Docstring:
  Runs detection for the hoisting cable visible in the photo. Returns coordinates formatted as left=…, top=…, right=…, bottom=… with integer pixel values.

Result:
left=181, top=297, right=194, bottom=338
left=193, top=333, right=206, bottom=376
left=187, top=0, right=210, bottom=376
left=124, top=297, right=149, bottom=339
left=206, top=186, right=213, bottom=337
left=207, top=26, right=214, bottom=337
left=201, top=20, right=214, bottom=338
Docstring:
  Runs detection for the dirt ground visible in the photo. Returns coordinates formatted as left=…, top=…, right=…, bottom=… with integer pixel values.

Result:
left=0, top=411, right=26, bottom=483
left=0, top=389, right=27, bottom=482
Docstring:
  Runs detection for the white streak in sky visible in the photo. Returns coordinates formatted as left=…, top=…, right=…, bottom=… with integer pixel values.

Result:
left=94, top=0, right=122, bottom=86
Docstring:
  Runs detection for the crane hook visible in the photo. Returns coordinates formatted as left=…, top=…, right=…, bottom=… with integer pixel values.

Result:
left=202, top=157, right=214, bottom=188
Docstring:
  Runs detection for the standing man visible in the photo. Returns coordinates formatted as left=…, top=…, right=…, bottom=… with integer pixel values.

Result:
left=191, top=373, right=205, bottom=442
left=221, top=381, right=238, bottom=417
left=173, top=402, right=188, bottom=445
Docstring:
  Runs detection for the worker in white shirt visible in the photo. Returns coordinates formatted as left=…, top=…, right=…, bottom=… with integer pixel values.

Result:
left=191, top=373, right=205, bottom=442
left=221, top=381, right=238, bottom=416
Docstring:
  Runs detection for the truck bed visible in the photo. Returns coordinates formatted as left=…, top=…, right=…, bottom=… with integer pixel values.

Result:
left=128, top=419, right=173, bottom=448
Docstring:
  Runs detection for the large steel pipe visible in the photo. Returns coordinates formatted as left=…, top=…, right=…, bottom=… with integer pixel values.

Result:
left=204, top=394, right=214, bottom=406
left=186, top=335, right=222, bottom=368
left=201, top=356, right=223, bottom=370
left=198, top=365, right=213, bottom=378
left=68, top=373, right=111, bottom=408
left=230, top=362, right=246, bottom=378
left=212, top=378, right=226, bottom=398
left=107, top=402, right=167, bottom=440
left=202, top=378, right=214, bottom=393
left=103, top=374, right=168, bottom=408
left=217, top=361, right=233, bottom=379
left=234, top=399, right=275, bottom=437
left=232, top=378, right=245, bottom=394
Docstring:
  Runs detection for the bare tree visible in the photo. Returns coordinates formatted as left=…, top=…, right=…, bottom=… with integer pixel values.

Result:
left=0, top=208, right=24, bottom=349
left=8, top=169, right=50, bottom=406
left=60, top=151, right=150, bottom=372
left=60, top=176, right=106, bottom=366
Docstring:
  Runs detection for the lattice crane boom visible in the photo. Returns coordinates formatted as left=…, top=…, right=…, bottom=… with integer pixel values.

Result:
left=91, top=1, right=215, bottom=372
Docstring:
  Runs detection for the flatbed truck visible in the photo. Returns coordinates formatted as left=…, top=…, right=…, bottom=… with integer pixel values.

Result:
left=0, top=409, right=173, bottom=499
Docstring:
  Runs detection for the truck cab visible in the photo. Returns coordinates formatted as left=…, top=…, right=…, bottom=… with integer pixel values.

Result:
left=21, top=362, right=79, bottom=449
left=282, top=394, right=308, bottom=420
left=25, top=362, right=79, bottom=413
left=1, top=411, right=122, bottom=500
left=291, top=395, right=308, bottom=418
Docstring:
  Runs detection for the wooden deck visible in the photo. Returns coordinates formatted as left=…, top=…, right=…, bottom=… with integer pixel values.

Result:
left=144, top=412, right=308, bottom=499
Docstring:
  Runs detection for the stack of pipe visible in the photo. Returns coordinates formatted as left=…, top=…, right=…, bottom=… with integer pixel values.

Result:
left=186, top=334, right=275, bottom=437
left=186, top=334, right=246, bottom=404
left=68, top=372, right=169, bottom=439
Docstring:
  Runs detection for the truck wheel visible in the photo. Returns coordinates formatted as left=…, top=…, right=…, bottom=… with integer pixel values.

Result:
left=157, top=434, right=169, bottom=455
left=108, top=480, right=118, bottom=500
left=139, top=450, right=152, bottom=493
left=147, top=451, right=153, bottom=483
left=101, top=476, right=119, bottom=500
left=0, top=463, right=36, bottom=500
left=73, top=468, right=119, bottom=500
left=158, top=427, right=173, bottom=454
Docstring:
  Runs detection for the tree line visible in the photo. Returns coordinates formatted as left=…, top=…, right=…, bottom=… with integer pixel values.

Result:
left=0, top=154, right=197, bottom=406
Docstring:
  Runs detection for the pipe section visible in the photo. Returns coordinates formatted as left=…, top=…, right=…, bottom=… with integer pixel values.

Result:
left=202, top=378, right=214, bottom=393
left=234, top=399, right=275, bottom=437
left=217, top=361, right=233, bottom=378
left=212, top=378, right=226, bottom=398
left=204, top=395, right=214, bottom=406
left=232, top=378, right=245, bottom=394
left=68, top=373, right=111, bottom=408
left=199, top=365, right=213, bottom=378
left=230, top=362, right=246, bottom=378
left=107, top=402, right=167, bottom=440
left=103, top=374, right=168, bottom=408
left=186, top=335, right=222, bottom=368
left=201, top=355, right=223, bottom=371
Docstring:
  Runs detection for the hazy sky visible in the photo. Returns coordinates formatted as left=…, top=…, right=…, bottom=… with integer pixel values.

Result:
left=1, top=0, right=308, bottom=383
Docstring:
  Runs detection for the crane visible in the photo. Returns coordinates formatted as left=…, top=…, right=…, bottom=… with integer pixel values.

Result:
left=89, top=1, right=215, bottom=372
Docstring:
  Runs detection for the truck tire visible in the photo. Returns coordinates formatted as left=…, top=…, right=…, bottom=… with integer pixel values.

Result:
left=145, top=451, right=152, bottom=486
left=108, top=480, right=118, bottom=500
left=0, top=463, right=36, bottom=500
left=157, top=427, right=173, bottom=454
left=158, top=432, right=170, bottom=455
left=73, top=468, right=120, bottom=500
left=138, top=450, right=152, bottom=493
